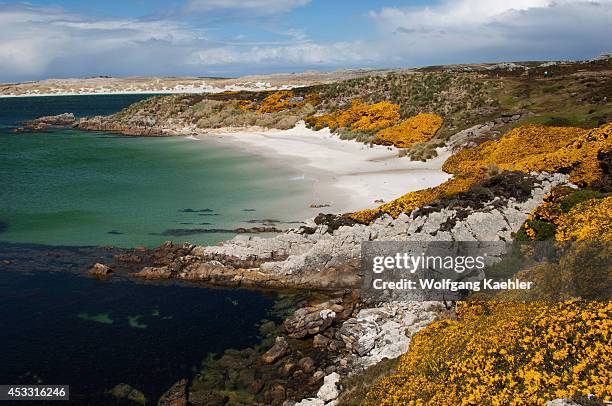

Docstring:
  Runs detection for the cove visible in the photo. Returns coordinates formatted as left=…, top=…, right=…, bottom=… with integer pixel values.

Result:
left=0, top=95, right=312, bottom=248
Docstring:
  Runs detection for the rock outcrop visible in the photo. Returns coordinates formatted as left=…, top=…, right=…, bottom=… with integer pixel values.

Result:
left=12, top=113, right=76, bottom=133
left=131, top=172, right=571, bottom=292
left=89, top=262, right=112, bottom=277
left=107, top=383, right=146, bottom=405
left=294, top=372, right=341, bottom=406
left=284, top=299, right=350, bottom=339
left=262, top=337, right=291, bottom=364
left=76, top=115, right=168, bottom=136
left=338, top=301, right=449, bottom=370
left=446, top=114, right=524, bottom=152
left=157, top=379, right=188, bottom=406
left=546, top=400, right=581, bottom=406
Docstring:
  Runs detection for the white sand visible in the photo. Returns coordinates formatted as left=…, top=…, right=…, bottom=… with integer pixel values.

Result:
left=209, top=122, right=452, bottom=214
left=0, top=83, right=299, bottom=98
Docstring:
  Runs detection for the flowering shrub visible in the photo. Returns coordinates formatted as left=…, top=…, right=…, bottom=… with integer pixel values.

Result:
left=238, top=99, right=254, bottom=111
left=353, top=122, right=610, bottom=224
left=365, top=300, right=612, bottom=406
left=374, top=113, right=443, bottom=148
left=518, top=187, right=611, bottom=241
left=518, top=187, right=576, bottom=241
left=350, top=173, right=482, bottom=223
left=556, top=196, right=612, bottom=241
left=251, top=90, right=321, bottom=114
left=256, top=90, right=298, bottom=114
left=305, top=99, right=400, bottom=132
left=443, top=123, right=611, bottom=187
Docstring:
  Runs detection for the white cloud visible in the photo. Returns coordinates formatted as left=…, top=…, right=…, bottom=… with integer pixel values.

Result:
left=0, top=4, right=206, bottom=81
left=0, top=1, right=610, bottom=82
left=369, top=0, right=612, bottom=64
left=190, top=41, right=376, bottom=67
left=0, top=3, right=366, bottom=81
left=184, top=0, right=310, bottom=15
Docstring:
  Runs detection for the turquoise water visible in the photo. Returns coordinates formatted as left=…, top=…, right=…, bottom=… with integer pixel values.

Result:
left=0, top=95, right=309, bottom=247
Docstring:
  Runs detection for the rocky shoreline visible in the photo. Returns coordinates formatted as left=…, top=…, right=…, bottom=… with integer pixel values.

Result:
left=74, top=170, right=570, bottom=405
left=12, top=112, right=76, bottom=133
left=2, top=105, right=580, bottom=404
left=0, top=169, right=572, bottom=405
left=122, top=171, right=570, bottom=290
left=75, top=114, right=174, bottom=136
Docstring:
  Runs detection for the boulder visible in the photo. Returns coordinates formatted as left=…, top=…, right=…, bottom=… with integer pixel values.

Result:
left=262, top=336, right=290, bottom=364
left=316, top=373, right=340, bottom=402
left=546, top=400, right=581, bottom=406
left=284, top=300, right=342, bottom=338
left=107, top=383, right=146, bottom=405
left=157, top=379, right=187, bottom=406
left=89, top=263, right=112, bottom=277
left=295, top=398, right=325, bottom=406
left=310, top=370, right=325, bottom=384
left=132, top=266, right=172, bottom=279
left=313, top=334, right=331, bottom=348
left=298, top=357, right=315, bottom=374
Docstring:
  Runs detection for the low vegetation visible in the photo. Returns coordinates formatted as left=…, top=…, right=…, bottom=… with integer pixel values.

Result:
left=108, top=91, right=320, bottom=131
left=305, top=99, right=400, bottom=133
left=191, top=99, right=315, bottom=130
left=351, top=121, right=611, bottom=224
left=444, top=123, right=612, bottom=187
left=365, top=300, right=611, bottom=406
left=517, top=187, right=612, bottom=241
left=374, top=113, right=443, bottom=148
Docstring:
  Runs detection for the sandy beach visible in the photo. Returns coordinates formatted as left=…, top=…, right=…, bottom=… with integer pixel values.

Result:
left=210, top=122, right=452, bottom=215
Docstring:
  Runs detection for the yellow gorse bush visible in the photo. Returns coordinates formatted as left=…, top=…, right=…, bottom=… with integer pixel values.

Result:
left=305, top=99, right=400, bottom=132
left=365, top=300, right=612, bottom=406
left=352, top=122, right=611, bottom=224
left=519, top=187, right=611, bottom=241
left=350, top=173, right=481, bottom=223
left=556, top=196, right=612, bottom=241
left=374, top=113, right=443, bottom=148
left=443, top=123, right=612, bottom=187
left=350, top=119, right=611, bottom=405
left=521, top=186, right=575, bottom=240
left=256, top=90, right=298, bottom=114
left=247, top=90, right=321, bottom=114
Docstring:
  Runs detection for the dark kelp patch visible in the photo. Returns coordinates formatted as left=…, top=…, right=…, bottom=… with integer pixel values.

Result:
left=179, top=208, right=214, bottom=213
left=152, top=226, right=283, bottom=237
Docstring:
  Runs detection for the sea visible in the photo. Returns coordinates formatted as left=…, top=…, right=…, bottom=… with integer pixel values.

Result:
left=0, top=95, right=309, bottom=404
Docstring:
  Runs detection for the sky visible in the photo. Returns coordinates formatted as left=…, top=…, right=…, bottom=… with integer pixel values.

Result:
left=0, top=0, right=610, bottom=82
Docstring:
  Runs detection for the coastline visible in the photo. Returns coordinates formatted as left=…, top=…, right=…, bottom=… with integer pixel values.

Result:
left=0, top=86, right=297, bottom=98
left=208, top=122, right=452, bottom=215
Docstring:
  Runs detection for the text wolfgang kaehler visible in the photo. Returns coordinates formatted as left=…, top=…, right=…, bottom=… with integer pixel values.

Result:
left=370, top=252, right=533, bottom=292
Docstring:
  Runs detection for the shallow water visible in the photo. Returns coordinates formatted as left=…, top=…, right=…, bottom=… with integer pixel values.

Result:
left=0, top=95, right=312, bottom=247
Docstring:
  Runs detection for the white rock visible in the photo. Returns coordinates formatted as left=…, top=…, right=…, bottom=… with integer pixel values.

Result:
left=317, top=373, right=340, bottom=402
left=546, top=399, right=581, bottom=406
left=294, top=398, right=325, bottom=406
left=320, top=309, right=336, bottom=320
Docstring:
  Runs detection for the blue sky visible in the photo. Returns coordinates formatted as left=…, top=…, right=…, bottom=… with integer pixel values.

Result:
left=0, top=0, right=610, bottom=82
